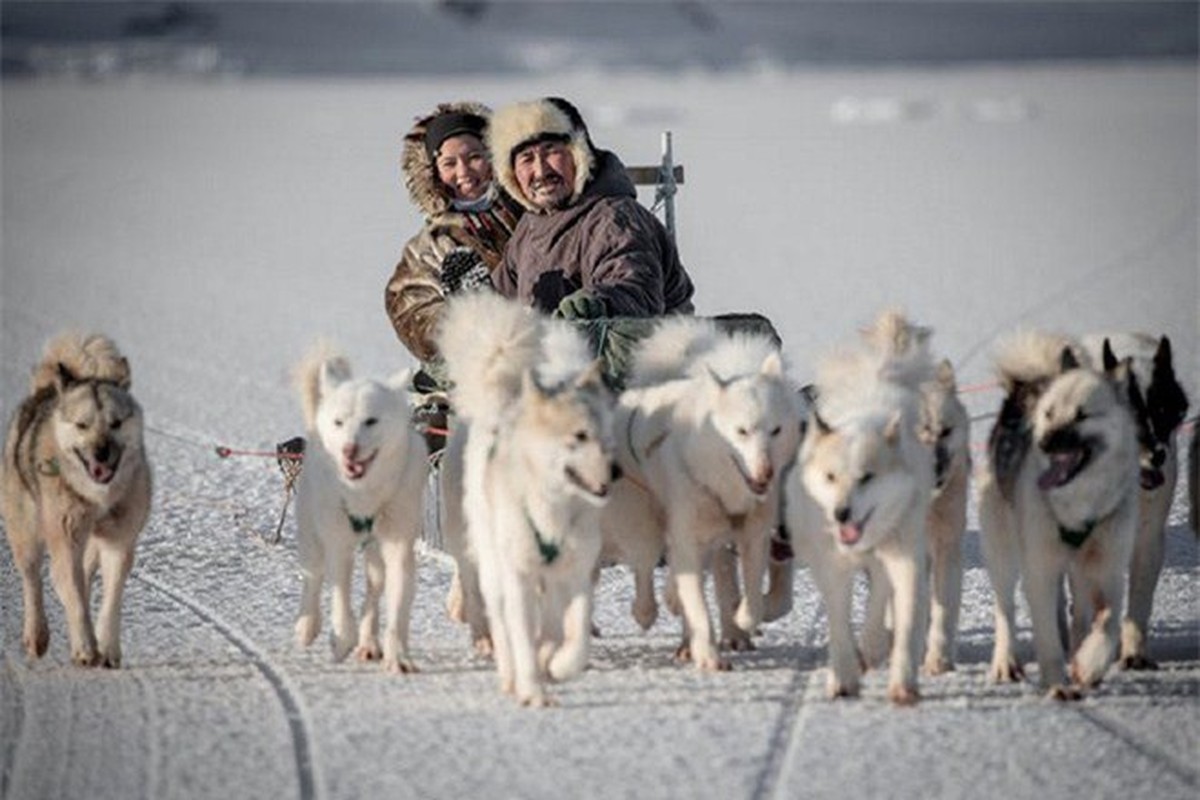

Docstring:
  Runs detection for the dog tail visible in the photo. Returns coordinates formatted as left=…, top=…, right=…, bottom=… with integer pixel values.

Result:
left=31, top=332, right=131, bottom=393
left=860, top=309, right=936, bottom=389
left=438, top=293, right=542, bottom=421
left=626, top=316, right=719, bottom=387
left=991, top=330, right=1089, bottom=393
left=294, top=341, right=351, bottom=431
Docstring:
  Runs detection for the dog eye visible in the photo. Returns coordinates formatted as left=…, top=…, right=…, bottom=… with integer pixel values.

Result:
left=574, top=430, right=590, bottom=444
left=111, top=418, right=123, bottom=430
left=825, top=472, right=836, bottom=484
left=860, top=472, right=874, bottom=485
left=770, top=425, right=782, bottom=437
left=364, top=417, right=378, bottom=427
left=736, top=427, right=749, bottom=437
left=333, top=419, right=344, bottom=428
left=1075, top=409, right=1088, bottom=423
left=75, top=421, right=88, bottom=431
left=939, top=427, right=951, bottom=440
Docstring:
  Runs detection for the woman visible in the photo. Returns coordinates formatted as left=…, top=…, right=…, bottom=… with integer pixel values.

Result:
left=384, top=102, right=523, bottom=388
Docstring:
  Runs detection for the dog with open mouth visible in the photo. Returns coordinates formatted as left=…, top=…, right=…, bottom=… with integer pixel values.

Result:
left=439, top=292, right=617, bottom=707
left=2, top=332, right=152, bottom=668
left=292, top=344, right=427, bottom=673
left=978, top=331, right=1139, bottom=699
left=785, top=310, right=935, bottom=705
left=1081, top=333, right=1189, bottom=669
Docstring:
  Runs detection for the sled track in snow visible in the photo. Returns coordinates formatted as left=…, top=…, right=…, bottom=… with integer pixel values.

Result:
left=133, top=571, right=323, bottom=800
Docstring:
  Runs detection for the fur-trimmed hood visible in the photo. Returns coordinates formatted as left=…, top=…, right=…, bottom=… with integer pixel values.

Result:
left=401, top=100, right=492, bottom=218
left=488, top=98, right=597, bottom=213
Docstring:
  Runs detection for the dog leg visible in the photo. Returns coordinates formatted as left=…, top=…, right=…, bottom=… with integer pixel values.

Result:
left=762, top=533, right=795, bottom=624
left=502, top=567, right=551, bottom=707
left=92, top=538, right=134, bottom=668
left=880, top=547, right=925, bottom=706
left=713, top=545, right=752, bottom=652
left=813, top=555, right=860, bottom=699
left=631, top=563, right=659, bottom=631
left=326, top=543, right=357, bottom=662
left=1071, top=565, right=1125, bottom=687
left=859, top=560, right=891, bottom=670
left=1023, top=562, right=1072, bottom=696
left=733, top=526, right=769, bottom=642
left=45, top=524, right=98, bottom=666
left=924, top=521, right=963, bottom=675
left=668, top=533, right=728, bottom=671
left=978, top=480, right=1024, bottom=682
left=10, top=529, right=49, bottom=658
left=293, top=515, right=325, bottom=647
left=548, top=575, right=593, bottom=683
left=1120, top=489, right=1168, bottom=670
left=446, top=566, right=466, bottom=623
left=538, top=581, right=567, bottom=674
left=381, top=536, right=419, bottom=674
left=355, top=544, right=384, bottom=662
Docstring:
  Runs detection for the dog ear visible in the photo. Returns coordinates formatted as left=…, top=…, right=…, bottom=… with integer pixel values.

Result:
left=759, top=350, right=784, bottom=379
left=809, top=407, right=833, bottom=438
left=1101, top=339, right=1119, bottom=372
left=573, top=359, right=606, bottom=392
left=1152, top=335, right=1175, bottom=379
left=54, top=362, right=82, bottom=394
left=705, top=365, right=730, bottom=391
left=1059, top=346, right=1081, bottom=373
left=521, top=368, right=550, bottom=402
left=319, top=357, right=352, bottom=395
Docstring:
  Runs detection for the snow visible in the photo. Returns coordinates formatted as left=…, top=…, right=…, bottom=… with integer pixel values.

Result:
left=1, top=9, right=1198, bottom=800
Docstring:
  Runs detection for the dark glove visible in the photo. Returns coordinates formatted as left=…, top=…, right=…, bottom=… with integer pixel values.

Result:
left=554, top=289, right=608, bottom=321
left=440, top=248, right=492, bottom=295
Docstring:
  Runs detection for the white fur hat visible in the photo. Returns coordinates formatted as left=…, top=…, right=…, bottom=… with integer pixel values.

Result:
left=488, top=98, right=595, bottom=212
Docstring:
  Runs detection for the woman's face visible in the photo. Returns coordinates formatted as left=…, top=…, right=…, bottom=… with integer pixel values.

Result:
left=436, top=133, right=492, bottom=202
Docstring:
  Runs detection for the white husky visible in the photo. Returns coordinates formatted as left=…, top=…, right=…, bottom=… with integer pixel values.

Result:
left=978, top=331, right=1138, bottom=698
left=439, top=293, right=616, bottom=707
left=292, top=346, right=427, bottom=673
left=601, top=317, right=802, bottom=670
left=785, top=311, right=934, bottom=704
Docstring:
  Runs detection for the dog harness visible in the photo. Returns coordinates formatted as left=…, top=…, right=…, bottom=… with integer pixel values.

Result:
left=523, top=508, right=561, bottom=565
left=1058, top=520, right=1096, bottom=549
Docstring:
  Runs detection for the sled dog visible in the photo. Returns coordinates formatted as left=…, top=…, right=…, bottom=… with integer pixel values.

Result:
left=2, top=333, right=152, bottom=667
left=785, top=311, right=934, bottom=704
left=978, top=332, right=1138, bottom=698
left=292, top=345, right=427, bottom=673
left=439, top=293, right=616, bottom=706
left=601, top=317, right=802, bottom=670
left=1081, top=333, right=1189, bottom=669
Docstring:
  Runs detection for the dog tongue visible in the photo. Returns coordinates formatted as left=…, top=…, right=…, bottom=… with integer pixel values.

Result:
left=90, top=463, right=114, bottom=484
left=1037, top=451, right=1081, bottom=490
left=838, top=524, right=863, bottom=546
left=344, top=460, right=367, bottom=480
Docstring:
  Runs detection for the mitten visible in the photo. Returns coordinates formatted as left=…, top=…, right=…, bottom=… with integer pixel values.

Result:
left=440, top=247, right=492, bottom=295
left=554, top=289, right=607, bottom=320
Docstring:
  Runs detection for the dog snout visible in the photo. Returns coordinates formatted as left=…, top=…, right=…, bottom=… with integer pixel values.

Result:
left=611, top=462, right=624, bottom=482
left=342, top=442, right=359, bottom=461
left=834, top=506, right=851, bottom=524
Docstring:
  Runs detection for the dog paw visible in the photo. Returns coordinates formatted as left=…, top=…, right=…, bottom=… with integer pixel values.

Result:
left=472, top=634, right=494, bottom=659
left=329, top=636, right=355, bottom=663
left=987, top=658, right=1025, bottom=684
left=673, top=643, right=692, bottom=663
left=71, top=645, right=100, bottom=668
left=922, top=654, right=955, bottom=676
left=354, top=643, right=382, bottom=662
left=294, top=616, right=319, bottom=648
left=1119, top=654, right=1158, bottom=671
left=720, top=632, right=756, bottom=653
left=520, top=692, right=558, bottom=709
left=827, top=677, right=860, bottom=700
left=632, top=598, right=658, bottom=630
left=696, top=654, right=732, bottom=672
left=97, top=643, right=122, bottom=669
left=887, top=683, right=921, bottom=706
left=1045, top=684, right=1083, bottom=702
left=385, top=658, right=419, bottom=675
left=22, top=624, right=49, bottom=659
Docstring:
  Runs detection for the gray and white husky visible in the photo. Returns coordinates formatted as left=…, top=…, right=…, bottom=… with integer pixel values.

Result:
left=2, top=333, right=152, bottom=667
left=785, top=311, right=934, bottom=705
left=292, top=345, right=427, bottom=673
left=1081, top=333, right=1189, bottom=669
left=439, top=293, right=617, bottom=707
left=979, top=331, right=1139, bottom=698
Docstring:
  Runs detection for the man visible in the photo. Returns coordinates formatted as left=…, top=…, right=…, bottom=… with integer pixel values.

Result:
left=487, top=97, right=695, bottom=322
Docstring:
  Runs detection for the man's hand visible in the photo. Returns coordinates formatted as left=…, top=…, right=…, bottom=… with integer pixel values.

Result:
left=554, top=289, right=607, bottom=320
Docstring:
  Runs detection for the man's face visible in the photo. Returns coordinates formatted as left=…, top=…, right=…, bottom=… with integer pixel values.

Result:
left=513, top=139, right=576, bottom=210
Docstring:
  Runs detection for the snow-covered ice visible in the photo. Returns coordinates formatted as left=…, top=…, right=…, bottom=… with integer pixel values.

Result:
left=1, top=12, right=1197, bottom=800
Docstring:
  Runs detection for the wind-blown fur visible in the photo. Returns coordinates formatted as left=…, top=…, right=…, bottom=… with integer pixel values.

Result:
left=978, top=331, right=1138, bottom=698
left=601, top=316, right=802, bottom=670
left=785, top=310, right=934, bottom=704
left=439, top=292, right=616, bottom=706
left=292, top=345, right=427, bottom=673
left=2, top=332, right=151, bottom=667
left=1081, top=332, right=1189, bottom=669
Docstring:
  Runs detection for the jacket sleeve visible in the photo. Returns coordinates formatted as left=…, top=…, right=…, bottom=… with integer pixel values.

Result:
left=384, top=228, right=451, bottom=362
left=582, top=199, right=693, bottom=317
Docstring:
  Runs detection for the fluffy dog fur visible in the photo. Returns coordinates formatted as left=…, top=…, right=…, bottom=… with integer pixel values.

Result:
left=439, top=292, right=616, bottom=706
left=979, top=331, right=1139, bottom=698
left=2, top=333, right=152, bottom=667
left=600, top=317, right=802, bottom=670
left=292, top=345, right=427, bottom=673
left=785, top=311, right=934, bottom=704
left=1081, top=333, right=1189, bottom=669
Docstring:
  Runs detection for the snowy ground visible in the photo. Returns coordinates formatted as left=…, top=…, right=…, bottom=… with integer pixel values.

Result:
left=1, top=43, right=1198, bottom=800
